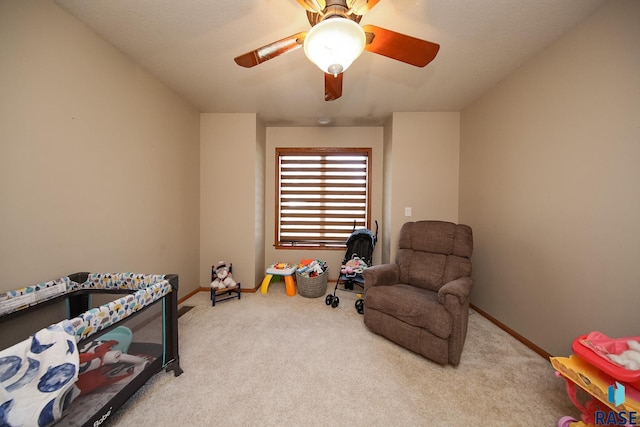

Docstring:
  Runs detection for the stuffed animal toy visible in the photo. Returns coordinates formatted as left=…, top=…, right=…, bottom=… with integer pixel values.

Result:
left=341, top=256, right=368, bottom=277
left=211, top=261, right=237, bottom=290
left=608, top=340, right=640, bottom=370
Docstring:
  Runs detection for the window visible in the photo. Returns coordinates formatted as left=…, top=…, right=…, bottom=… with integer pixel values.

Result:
left=276, top=147, right=371, bottom=249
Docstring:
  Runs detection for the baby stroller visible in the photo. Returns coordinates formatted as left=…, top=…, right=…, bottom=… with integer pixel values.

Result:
left=325, top=220, right=378, bottom=314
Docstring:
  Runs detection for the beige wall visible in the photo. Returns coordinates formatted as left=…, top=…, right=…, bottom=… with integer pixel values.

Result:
left=255, top=119, right=267, bottom=289
left=381, top=118, right=394, bottom=264
left=0, top=0, right=201, bottom=298
left=200, top=114, right=265, bottom=289
left=387, top=112, right=460, bottom=262
left=460, top=0, right=640, bottom=356
left=265, top=127, right=384, bottom=282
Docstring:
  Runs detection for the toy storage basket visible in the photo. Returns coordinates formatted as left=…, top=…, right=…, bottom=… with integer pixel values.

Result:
left=295, top=268, right=328, bottom=298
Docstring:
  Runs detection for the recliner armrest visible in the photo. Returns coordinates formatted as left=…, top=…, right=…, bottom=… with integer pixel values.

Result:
left=362, top=264, right=400, bottom=291
left=437, top=277, right=473, bottom=306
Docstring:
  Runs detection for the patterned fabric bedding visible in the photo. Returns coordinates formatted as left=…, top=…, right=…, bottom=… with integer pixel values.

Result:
left=0, top=322, right=79, bottom=427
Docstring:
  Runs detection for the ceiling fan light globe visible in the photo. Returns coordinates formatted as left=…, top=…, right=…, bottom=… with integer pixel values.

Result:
left=304, top=18, right=366, bottom=75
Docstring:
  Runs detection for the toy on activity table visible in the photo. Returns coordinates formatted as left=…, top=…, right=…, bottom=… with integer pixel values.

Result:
left=261, top=262, right=297, bottom=296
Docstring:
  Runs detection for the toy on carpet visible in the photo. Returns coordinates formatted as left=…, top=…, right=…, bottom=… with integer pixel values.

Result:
left=211, top=261, right=237, bottom=290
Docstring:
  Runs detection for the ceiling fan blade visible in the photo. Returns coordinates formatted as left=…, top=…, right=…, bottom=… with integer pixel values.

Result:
left=324, top=72, right=343, bottom=101
left=362, top=24, right=439, bottom=67
left=234, top=32, right=307, bottom=68
left=296, top=0, right=326, bottom=13
left=347, top=0, right=381, bottom=15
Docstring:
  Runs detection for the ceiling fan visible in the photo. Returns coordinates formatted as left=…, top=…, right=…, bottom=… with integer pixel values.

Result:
left=234, top=0, right=440, bottom=101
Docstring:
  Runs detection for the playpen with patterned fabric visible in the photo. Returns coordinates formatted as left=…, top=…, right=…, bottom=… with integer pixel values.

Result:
left=0, top=272, right=182, bottom=427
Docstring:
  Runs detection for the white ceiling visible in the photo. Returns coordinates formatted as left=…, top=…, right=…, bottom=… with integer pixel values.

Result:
left=55, top=0, right=607, bottom=126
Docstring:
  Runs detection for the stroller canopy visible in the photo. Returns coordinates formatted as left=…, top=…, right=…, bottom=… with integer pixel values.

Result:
left=343, top=224, right=378, bottom=267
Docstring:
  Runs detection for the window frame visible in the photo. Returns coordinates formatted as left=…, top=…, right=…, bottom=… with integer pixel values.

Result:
left=275, top=147, right=372, bottom=250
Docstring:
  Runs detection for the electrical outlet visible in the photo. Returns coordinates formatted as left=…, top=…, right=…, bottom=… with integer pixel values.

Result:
left=405, top=207, right=412, bottom=217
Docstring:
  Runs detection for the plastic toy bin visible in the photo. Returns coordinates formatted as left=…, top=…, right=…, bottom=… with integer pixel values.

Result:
left=572, top=334, right=640, bottom=389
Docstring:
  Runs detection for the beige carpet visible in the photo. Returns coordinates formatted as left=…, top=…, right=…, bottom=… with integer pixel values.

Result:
left=107, top=285, right=580, bottom=426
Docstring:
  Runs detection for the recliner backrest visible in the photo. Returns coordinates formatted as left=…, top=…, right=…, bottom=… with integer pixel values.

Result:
left=396, top=221, right=473, bottom=292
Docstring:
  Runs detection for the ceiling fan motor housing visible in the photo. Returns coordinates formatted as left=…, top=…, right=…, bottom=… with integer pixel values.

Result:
left=306, top=0, right=362, bottom=27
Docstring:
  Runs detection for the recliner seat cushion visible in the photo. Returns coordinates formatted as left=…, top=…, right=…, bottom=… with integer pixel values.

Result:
left=365, top=284, right=452, bottom=339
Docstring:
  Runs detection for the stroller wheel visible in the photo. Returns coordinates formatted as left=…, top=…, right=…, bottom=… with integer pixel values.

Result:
left=325, top=295, right=334, bottom=306
left=331, top=296, right=340, bottom=308
left=355, top=299, right=364, bottom=314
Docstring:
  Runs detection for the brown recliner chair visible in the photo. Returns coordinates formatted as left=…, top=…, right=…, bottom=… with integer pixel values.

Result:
left=362, top=220, right=473, bottom=366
